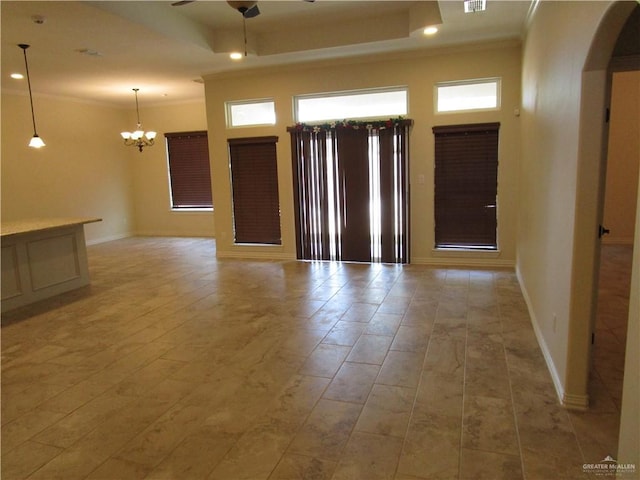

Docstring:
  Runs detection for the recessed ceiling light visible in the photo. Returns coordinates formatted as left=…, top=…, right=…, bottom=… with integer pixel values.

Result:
left=11, top=73, right=24, bottom=79
left=424, top=26, right=439, bottom=36
left=230, top=52, right=243, bottom=60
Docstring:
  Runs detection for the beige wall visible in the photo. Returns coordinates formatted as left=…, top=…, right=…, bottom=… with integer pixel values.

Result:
left=519, top=0, right=636, bottom=408
left=1, top=93, right=213, bottom=241
left=1, top=92, right=133, bottom=244
left=204, top=43, right=521, bottom=264
left=128, top=100, right=214, bottom=237
left=603, top=70, right=640, bottom=245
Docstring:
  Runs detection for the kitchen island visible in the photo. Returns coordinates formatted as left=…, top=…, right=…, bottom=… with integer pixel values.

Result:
left=1, top=217, right=101, bottom=312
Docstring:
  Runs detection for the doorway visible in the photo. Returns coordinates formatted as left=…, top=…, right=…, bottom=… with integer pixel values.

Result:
left=578, top=2, right=640, bottom=463
left=289, top=121, right=412, bottom=264
left=593, top=68, right=639, bottom=418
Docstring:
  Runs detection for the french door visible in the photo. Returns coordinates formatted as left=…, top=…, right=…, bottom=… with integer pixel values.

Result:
left=289, top=120, right=412, bottom=263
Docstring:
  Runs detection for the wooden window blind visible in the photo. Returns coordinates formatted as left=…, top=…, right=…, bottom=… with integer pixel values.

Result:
left=228, top=136, right=281, bottom=245
left=433, top=122, right=499, bottom=249
left=165, top=131, right=212, bottom=209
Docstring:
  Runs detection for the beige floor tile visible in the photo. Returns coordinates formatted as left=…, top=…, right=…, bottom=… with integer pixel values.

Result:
left=145, top=428, right=238, bottom=480
left=267, top=374, right=331, bottom=428
left=355, top=384, right=414, bottom=438
left=400, top=303, right=437, bottom=327
left=85, top=458, right=153, bottom=480
left=422, top=335, right=465, bottom=376
left=207, top=429, right=291, bottom=480
left=33, top=393, right=135, bottom=449
left=377, top=297, right=411, bottom=316
left=346, top=335, right=393, bottom=365
left=389, top=325, right=430, bottom=353
left=1, top=440, right=63, bottom=480
left=464, top=338, right=511, bottom=399
left=414, top=370, right=463, bottom=418
left=568, top=411, right=620, bottom=462
left=462, top=395, right=519, bottom=456
left=332, top=431, right=404, bottom=480
left=2, top=408, right=70, bottom=452
left=1, top=382, right=68, bottom=424
left=397, top=413, right=460, bottom=480
left=365, top=312, right=403, bottom=336
left=376, top=350, right=424, bottom=388
left=321, top=321, right=367, bottom=347
left=459, top=448, right=523, bottom=480
left=322, top=362, right=380, bottom=404
left=114, top=403, right=211, bottom=470
left=520, top=446, right=591, bottom=480
left=287, top=399, right=362, bottom=462
left=298, top=344, right=352, bottom=378
left=0, top=238, right=626, bottom=480
left=268, top=454, right=336, bottom=480
left=340, top=303, right=379, bottom=323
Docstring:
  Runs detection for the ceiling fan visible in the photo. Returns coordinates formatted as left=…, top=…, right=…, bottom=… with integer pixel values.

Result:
left=171, top=0, right=315, bottom=57
left=171, top=0, right=315, bottom=19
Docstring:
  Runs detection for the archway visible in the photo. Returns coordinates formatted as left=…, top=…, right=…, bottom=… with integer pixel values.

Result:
left=569, top=0, right=638, bottom=465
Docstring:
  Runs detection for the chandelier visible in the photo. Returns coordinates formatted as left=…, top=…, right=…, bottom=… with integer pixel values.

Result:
left=18, top=44, right=45, bottom=148
left=121, top=88, right=156, bottom=152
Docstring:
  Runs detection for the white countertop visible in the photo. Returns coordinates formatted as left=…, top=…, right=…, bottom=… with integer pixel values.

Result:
left=1, top=217, right=102, bottom=238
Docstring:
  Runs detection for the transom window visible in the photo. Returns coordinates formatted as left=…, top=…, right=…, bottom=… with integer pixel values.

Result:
left=294, top=87, right=408, bottom=123
left=226, top=99, right=276, bottom=128
left=435, top=78, right=501, bottom=113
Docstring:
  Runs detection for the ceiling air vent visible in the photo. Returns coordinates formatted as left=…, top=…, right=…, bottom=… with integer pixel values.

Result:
left=464, top=0, right=486, bottom=13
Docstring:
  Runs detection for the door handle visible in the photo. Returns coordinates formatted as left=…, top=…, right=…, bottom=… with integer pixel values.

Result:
left=598, top=225, right=610, bottom=238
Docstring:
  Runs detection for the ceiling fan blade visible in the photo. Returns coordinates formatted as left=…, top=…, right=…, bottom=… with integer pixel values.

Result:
left=171, top=0, right=195, bottom=6
left=243, top=4, right=260, bottom=18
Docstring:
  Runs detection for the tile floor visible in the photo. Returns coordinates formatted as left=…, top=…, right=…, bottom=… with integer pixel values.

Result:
left=0, top=237, right=629, bottom=479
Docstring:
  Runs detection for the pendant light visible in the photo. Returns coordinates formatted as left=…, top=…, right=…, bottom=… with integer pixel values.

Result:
left=121, top=88, right=156, bottom=152
left=18, top=44, right=45, bottom=148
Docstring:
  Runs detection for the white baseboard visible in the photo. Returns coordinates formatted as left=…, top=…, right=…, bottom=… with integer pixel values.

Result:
left=134, top=230, right=215, bottom=238
left=216, top=250, right=296, bottom=261
left=412, top=256, right=515, bottom=268
left=514, top=266, right=587, bottom=409
left=86, top=232, right=131, bottom=245
left=562, top=392, right=590, bottom=411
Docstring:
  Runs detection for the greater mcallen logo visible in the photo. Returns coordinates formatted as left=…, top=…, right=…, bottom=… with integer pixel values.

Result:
left=583, top=456, right=637, bottom=476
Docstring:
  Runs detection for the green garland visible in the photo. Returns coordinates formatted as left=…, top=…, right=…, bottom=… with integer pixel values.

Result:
left=292, top=117, right=408, bottom=132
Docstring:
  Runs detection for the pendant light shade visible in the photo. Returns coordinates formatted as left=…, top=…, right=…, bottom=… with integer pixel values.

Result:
left=18, top=44, right=45, bottom=149
left=29, top=135, right=45, bottom=148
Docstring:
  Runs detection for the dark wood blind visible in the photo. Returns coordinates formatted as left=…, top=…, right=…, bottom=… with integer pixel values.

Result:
left=165, top=131, right=212, bottom=208
left=228, top=136, right=281, bottom=245
left=433, top=123, right=499, bottom=249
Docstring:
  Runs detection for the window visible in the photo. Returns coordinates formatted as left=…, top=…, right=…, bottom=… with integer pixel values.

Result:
left=294, top=87, right=408, bottom=123
left=433, top=123, right=500, bottom=249
left=228, top=136, right=281, bottom=244
left=435, top=78, right=500, bottom=113
left=165, top=131, right=212, bottom=210
left=226, top=99, right=276, bottom=127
